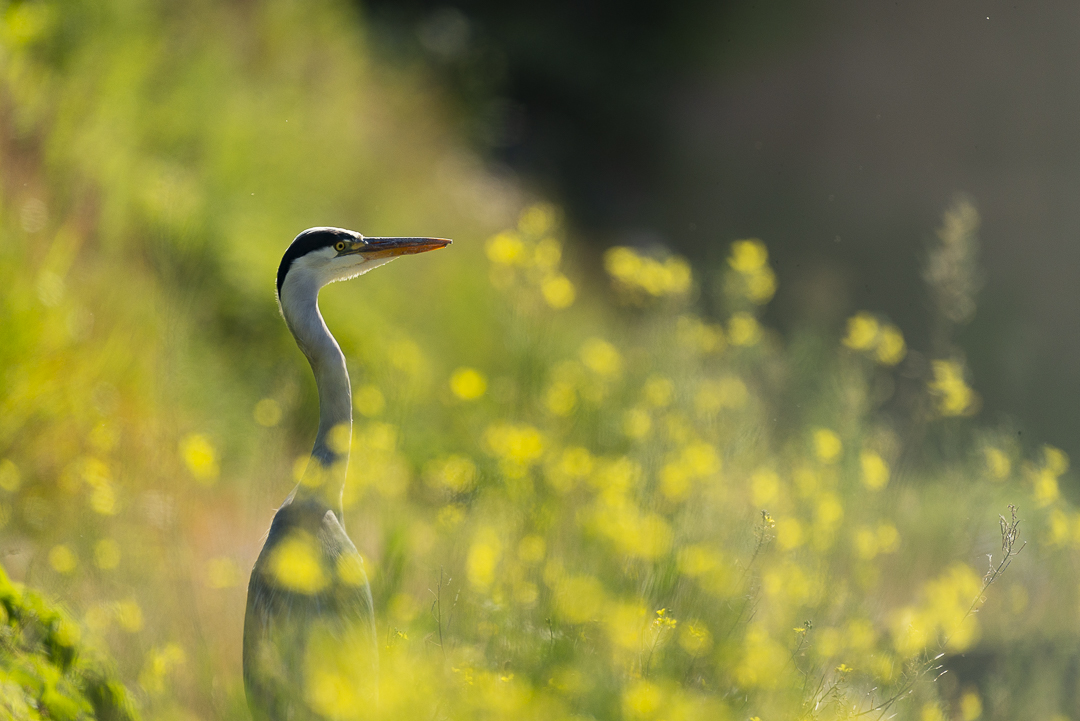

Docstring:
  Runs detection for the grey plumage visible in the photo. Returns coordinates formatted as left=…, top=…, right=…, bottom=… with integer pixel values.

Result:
left=244, top=228, right=449, bottom=721
left=244, top=500, right=377, bottom=721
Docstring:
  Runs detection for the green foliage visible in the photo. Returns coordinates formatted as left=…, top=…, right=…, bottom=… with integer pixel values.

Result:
left=0, top=563, right=138, bottom=721
left=0, top=0, right=1078, bottom=720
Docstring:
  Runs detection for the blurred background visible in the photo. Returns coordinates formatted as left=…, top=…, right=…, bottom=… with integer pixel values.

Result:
left=2, top=1, right=1080, bottom=720
left=367, top=0, right=1080, bottom=460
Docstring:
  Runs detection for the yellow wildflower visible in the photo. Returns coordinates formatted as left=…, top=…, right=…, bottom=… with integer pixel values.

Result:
left=450, top=367, right=487, bottom=400
left=928, top=360, right=977, bottom=416
left=545, top=380, right=577, bottom=416
left=181, top=433, right=219, bottom=484
left=467, top=527, right=501, bottom=590
left=484, top=423, right=544, bottom=465
left=268, top=532, right=328, bottom=594
left=922, top=704, right=945, bottom=721
left=728, top=312, right=761, bottom=346
left=486, top=231, right=525, bottom=264
left=534, top=237, right=562, bottom=268
left=860, top=450, right=890, bottom=490
left=541, top=274, right=575, bottom=308
left=425, top=455, right=477, bottom=493
left=842, top=312, right=879, bottom=351
left=49, top=545, right=77, bottom=574
left=983, top=447, right=1010, bottom=480
left=580, top=338, right=622, bottom=377
left=117, top=599, right=144, bottom=632
left=676, top=315, right=725, bottom=353
left=876, top=324, right=907, bottom=365
left=1044, top=445, right=1069, bottom=475
left=605, top=247, right=692, bottom=298
left=604, top=247, right=642, bottom=283
left=1033, top=468, right=1060, bottom=507
left=728, top=239, right=768, bottom=273
left=518, top=203, right=557, bottom=236
left=642, top=376, right=674, bottom=407
left=813, top=428, right=843, bottom=463
left=960, top=690, right=982, bottom=721
left=623, top=680, right=662, bottom=718
left=745, top=267, right=777, bottom=303
left=353, top=385, right=385, bottom=417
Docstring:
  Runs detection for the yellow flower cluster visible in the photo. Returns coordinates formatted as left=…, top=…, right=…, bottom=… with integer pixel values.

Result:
left=424, top=454, right=478, bottom=494
left=484, top=422, right=545, bottom=478
left=603, top=246, right=692, bottom=299
left=1031, top=444, right=1068, bottom=510
left=860, top=450, right=890, bottom=490
left=658, top=442, right=721, bottom=501
left=580, top=338, right=622, bottom=377
left=928, top=359, right=978, bottom=416
left=180, top=432, right=219, bottom=484
left=853, top=522, right=900, bottom=560
left=735, top=624, right=789, bottom=688
left=467, top=526, right=502, bottom=589
left=486, top=203, right=576, bottom=309
left=585, top=491, right=673, bottom=560
left=353, top=385, right=386, bottom=417
left=841, top=312, right=907, bottom=366
left=268, top=531, right=330, bottom=594
left=812, top=428, right=842, bottom=463
left=694, top=376, right=748, bottom=416
left=983, top=446, right=1012, bottom=480
left=450, top=367, right=488, bottom=400
left=676, top=545, right=733, bottom=597
left=3, top=179, right=1056, bottom=721
left=891, top=563, right=982, bottom=656
left=676, top=315, right=725, bottom=355
left=727, top=312, right=762, bottom=347
left=348, top=422, right=411, bottom=503
left=84, top=598, right=144, bottom=635
left=5, top=8, right=1070, bottom=718
left=264, top=529, right=369, bottom=597
left=139, top=643, right=186, bottom=696
left=726, top=239, right=777, bottom=305
left=75, top=456, right=120, bottom=515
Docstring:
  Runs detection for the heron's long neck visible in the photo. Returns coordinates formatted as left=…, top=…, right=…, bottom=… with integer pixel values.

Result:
left=281, top=284, right=351, bottom=510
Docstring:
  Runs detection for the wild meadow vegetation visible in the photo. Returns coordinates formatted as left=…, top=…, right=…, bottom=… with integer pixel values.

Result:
left=2, top=1, right=1080, bottom=719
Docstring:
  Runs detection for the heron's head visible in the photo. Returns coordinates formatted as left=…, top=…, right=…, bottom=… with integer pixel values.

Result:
left=276, top=227, right=451, bottom=307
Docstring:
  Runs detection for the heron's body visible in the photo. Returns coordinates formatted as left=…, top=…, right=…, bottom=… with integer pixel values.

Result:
left=244, top=228, right=449, bottom=721
left=244, top=500, right=376, bottom=721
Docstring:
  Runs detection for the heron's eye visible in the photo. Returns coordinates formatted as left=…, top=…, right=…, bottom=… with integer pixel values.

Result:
left=334, top=241, right=347, bottom=252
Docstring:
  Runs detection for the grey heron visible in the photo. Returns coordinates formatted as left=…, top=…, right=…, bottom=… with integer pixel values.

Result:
left=244, top=228, right=450, bottom=721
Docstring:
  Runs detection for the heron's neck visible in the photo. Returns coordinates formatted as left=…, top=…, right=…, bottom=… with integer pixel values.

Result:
left=281, top=280, right=351, bottom=510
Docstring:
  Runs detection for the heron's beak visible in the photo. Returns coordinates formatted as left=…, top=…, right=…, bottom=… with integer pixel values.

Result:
left=346, top=237, right=452, bottom=259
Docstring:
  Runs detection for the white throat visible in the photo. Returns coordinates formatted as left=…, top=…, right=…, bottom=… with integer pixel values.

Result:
left=275, top=247, right=401, bottom=509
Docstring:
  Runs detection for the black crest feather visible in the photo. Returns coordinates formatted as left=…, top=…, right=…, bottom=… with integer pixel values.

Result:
left=276, top=228, right=357, bottom=298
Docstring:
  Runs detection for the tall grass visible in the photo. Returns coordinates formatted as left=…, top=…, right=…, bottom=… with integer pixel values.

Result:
left=1, top=1, right=1076, bottom=719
